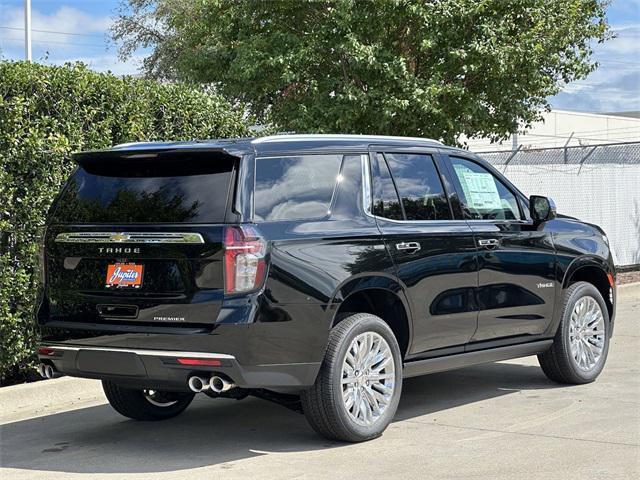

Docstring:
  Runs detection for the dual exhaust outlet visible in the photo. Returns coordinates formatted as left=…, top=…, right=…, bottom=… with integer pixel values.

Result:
left=37, top=362, right=233, bottom=394
left=37, top=363, right=62, bottom=379
left=188, top=375, right=235, bottom=394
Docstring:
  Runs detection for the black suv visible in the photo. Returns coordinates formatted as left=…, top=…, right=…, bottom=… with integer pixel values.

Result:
left=37, top=134, right=615, bottom=442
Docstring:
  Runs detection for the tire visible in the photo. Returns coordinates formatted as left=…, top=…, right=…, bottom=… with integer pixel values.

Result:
left=301, top=313, right=403, bottom=442
left=538, top=281, right=610, bottom=384
left=102, top=381, right=195, bottom=421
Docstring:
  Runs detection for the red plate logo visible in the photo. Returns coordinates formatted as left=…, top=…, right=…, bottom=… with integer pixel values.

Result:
left=105, top=263, right=144, bottom=288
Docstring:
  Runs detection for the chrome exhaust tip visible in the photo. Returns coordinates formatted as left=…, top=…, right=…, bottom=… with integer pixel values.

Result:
left=40, top=364, right=59, bottom=379
left=188, top=376, right=210, bottom=393
left=209, top=376, right=236, bottom=393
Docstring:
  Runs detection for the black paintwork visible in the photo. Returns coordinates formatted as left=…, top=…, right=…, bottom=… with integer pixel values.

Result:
left=37, top=135, right=616, bottom=391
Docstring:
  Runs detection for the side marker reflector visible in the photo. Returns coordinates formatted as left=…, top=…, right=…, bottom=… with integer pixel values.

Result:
left=176, top=358, right=222, bottom=367
left=37, top=347, right=58, bottom=356
left=607, top=272, right=614, bottom=287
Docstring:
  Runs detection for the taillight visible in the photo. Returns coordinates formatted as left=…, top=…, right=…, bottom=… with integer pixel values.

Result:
left=223, top=225, right=267, bottom=294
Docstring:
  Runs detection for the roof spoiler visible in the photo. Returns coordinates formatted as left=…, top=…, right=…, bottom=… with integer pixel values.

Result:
left=72, top=146, right=241, bottom=168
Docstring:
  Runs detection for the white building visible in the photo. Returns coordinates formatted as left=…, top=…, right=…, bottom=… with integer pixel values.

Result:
left=463, top=109, right=640, bottom=152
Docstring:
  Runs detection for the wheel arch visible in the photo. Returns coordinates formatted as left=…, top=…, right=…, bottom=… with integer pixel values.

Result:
left=329, top=275, right=413, bottom=358
left=562, top=257, right=614, bottom=320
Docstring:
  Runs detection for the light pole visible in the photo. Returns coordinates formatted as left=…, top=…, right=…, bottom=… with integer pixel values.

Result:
left=24, top=0, right=32, bottom=61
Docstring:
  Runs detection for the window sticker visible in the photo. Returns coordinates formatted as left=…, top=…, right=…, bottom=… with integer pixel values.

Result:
left=453, top=165, right=502, bottom=210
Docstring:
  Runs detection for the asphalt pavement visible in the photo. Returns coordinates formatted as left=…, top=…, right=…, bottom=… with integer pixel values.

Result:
left=1, top=284, right=639, bottom=480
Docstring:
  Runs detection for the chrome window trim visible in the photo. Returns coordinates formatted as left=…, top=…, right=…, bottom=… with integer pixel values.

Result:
left=40, top=345, right=236, bottom=360
left=362, top=151, right=468, bottom=226
left=362, top=151, right=533, bottom=227
left=54, top=232, right=205, bottom=244
left=361, top=153, right=373, bottom=216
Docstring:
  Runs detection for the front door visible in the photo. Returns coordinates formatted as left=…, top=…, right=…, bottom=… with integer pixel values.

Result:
left=369, top=149, right=478, bottom=355
left=444, top=155, right=556, bottom=343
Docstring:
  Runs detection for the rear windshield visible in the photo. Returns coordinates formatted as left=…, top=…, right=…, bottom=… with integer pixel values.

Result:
left=50, top=153, right=236, bottom=223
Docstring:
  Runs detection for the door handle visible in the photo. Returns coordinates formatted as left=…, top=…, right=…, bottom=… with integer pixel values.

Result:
left=478, top=238, right=499, bottom=248
left=396, top=242, right=421, bottom=252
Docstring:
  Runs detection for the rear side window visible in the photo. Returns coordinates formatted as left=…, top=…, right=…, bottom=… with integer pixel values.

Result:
left=254, top=154, right=343, bottom=221
left=383, top=153, right=452, bottom=221
left=51, top=153, right=235, bottom=223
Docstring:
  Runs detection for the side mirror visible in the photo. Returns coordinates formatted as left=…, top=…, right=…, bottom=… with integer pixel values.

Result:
left=530, top=196, right=556, bottom=223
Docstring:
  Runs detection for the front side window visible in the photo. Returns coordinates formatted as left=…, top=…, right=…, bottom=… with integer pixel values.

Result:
left=254, top=154, right=342, bottom=221
left=383, top=153, right=452, bottom=221
left=449, top=156, right=520, bottom=220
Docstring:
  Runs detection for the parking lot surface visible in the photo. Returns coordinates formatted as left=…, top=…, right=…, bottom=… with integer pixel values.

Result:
left=1, top=284, right=639, bottom=480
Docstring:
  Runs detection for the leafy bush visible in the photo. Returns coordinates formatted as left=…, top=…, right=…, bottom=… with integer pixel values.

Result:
left=0, top=61, right=252, bottom=385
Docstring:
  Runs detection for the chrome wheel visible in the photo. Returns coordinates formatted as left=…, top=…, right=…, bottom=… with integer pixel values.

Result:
left=569, top=296, right=606, bottom=372
left=143, top=390, right=179, bottom=407
left=341, top=332, right=396, bottom=427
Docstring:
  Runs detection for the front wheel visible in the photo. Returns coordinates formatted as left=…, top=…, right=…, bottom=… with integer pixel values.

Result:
left=102, top=381, right=194, bottom=421
left=538, top=281, right=610, bottom=384
left=301, top=313, right=403, bottom=442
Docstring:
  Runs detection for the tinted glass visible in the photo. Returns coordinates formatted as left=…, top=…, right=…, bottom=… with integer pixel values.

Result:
left=330, top=155, right=363, bottom=220
left=371, top=153, right=403, bottom=220
left=384, top=153, right=451, bottom=221
left=449, top=157, right=520, bottom=220
left=254, top=154, right=342, bottom=221
left=51, top=154, right=235, bottom=223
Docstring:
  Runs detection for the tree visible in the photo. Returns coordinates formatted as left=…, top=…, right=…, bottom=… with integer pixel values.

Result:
left=112, top=0, right=610, bottom=143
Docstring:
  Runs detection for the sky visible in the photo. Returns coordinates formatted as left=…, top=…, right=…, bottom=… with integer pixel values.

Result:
left=1, top=0, right=639, bottom=113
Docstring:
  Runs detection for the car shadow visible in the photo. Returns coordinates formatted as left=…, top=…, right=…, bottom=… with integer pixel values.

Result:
left=1, top=361, right=558, bottom=474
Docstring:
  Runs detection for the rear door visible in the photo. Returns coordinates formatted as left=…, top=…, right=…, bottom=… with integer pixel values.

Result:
left=443, top=154, right=556, bottom=343
left=369, top=148, right=478, bottom=356
left=41, top=150, right=238, bottom=327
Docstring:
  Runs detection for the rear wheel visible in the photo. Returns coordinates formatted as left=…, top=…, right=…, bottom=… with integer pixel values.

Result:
left=538, top=281, right=610, bottom=384
left=102, top=380, right=194, bottom=421
left=301, top=313, right=402, bottom=442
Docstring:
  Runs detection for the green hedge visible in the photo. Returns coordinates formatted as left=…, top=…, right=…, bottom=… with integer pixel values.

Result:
left=0, top=61, right=252, bottom=385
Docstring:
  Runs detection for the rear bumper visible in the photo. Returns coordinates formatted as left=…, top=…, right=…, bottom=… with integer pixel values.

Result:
left=37, top=344, right=320, bottom=391
left=37, top=300, right=331, bottom=390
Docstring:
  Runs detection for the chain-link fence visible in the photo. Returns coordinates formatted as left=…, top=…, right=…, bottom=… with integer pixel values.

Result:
left=479, top=141, right=640, bottom=268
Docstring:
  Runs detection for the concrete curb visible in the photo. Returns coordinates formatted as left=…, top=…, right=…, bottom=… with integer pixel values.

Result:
left=0, top=376, right=104, bottom=423
left=617, top=281, right=640, bottom=290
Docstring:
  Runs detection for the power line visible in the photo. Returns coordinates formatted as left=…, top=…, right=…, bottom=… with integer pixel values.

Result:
left=597, top=59, right=640, bottom=66
left=0, top=36, right=107, bottom=49
left=510, top=134, right=640, bottom=148
left=0, top=25, right=105, bottom=38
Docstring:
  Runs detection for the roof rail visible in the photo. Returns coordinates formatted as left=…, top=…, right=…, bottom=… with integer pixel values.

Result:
left=251, top=133, right=443, bottom=145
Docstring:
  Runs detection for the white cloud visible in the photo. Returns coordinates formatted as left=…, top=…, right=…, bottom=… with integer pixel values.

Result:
left=0, top=5, right=141, bottom=76
left=551, top=24, right=640, bottom=112
left=0, top=6, right=110, bottom=48
left=55, top=53, right=145, bottom=76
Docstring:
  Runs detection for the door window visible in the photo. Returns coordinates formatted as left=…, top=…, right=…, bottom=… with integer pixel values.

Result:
left=449, top=157, right=521, bottom=221
left=383, top=153, right=452, bottom=221
left=370, top=153, right=403, bottom=220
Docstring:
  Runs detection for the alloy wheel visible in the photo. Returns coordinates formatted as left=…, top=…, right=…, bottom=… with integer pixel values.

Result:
left=143, top=389, right=179, bottom=407
left=341, top=332, right=396, bottom=427
left=569, top=296, right=606, bottom=372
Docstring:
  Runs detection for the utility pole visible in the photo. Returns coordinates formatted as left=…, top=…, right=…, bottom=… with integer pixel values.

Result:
left=24, top=0, right=32, bottom=61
